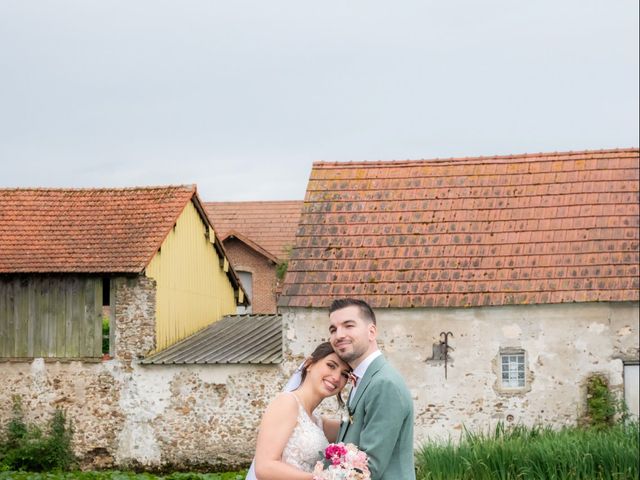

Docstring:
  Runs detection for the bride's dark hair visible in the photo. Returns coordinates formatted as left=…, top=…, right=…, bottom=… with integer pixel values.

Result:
left=299, top=341, right=349, bottom=408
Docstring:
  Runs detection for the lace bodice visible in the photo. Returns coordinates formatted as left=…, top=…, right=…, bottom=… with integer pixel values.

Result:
left=281, top=392, right=329, bottom=472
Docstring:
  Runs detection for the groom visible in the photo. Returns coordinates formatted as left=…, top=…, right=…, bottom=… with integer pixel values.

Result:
left=329, top=298, right=415, bottom=480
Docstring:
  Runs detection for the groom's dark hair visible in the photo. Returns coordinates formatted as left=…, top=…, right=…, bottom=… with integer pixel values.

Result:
left=329, top=298, right=376, bottom=325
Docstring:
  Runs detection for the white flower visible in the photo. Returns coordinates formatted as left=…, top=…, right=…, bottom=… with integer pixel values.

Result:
left=341, top=410, right=350, bottom=424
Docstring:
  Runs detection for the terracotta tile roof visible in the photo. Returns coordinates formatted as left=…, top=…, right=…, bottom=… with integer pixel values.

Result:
left=1, top=185, right=203, bottom=273
left=205, top=201, right=303, bottom=261
left=279, top=148, right=640, bottom=308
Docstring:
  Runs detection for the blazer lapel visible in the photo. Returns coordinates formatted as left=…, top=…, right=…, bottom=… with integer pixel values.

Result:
left=338, top=355, right=387, bottom=441
left=349, top=355, right=386, bottom=410
left=338, top=413, right=348, bottom=441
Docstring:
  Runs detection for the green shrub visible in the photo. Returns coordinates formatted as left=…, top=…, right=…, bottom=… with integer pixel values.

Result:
left=0, top=397, right=76, bottom=472
left=102, top=316, right=110, bottom=354
left=44, top=408, right=75, bottom=470
left=275, top=261, right=288, bottom=281
left=585, top=374, right=617, bottom=429
left=275, top=245, right=293, bottom=281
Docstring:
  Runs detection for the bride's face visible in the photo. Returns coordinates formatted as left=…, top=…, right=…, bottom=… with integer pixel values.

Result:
left=307, top=353, right=350, bottom=398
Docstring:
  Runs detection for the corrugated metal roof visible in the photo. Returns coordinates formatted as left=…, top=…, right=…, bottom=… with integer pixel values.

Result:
left=141, top=314, right=282, bottom=365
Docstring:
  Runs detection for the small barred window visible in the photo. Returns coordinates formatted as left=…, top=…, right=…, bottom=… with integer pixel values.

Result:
left=501, top=353, right=525, bottom=388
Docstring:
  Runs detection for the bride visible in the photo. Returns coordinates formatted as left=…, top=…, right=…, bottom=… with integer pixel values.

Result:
left=246, top=342, right=351, bottom=480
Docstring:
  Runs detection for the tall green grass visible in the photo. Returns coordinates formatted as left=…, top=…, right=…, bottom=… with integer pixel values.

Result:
left=416, top=421, right=639, bottom=480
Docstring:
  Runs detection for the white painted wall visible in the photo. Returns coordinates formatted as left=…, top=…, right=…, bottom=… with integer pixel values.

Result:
left=282, top=301, right=639, bottom=444
left=236, top=271, right=253, bottom=314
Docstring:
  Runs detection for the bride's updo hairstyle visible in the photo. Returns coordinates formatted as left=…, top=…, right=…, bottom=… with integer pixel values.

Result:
left=299, top=341, right=350, bottom=408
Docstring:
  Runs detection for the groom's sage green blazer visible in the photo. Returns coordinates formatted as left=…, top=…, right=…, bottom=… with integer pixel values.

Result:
left=338, top=355, right=415, bottom=480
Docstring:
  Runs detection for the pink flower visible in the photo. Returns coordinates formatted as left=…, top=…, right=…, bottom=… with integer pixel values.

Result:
left=315, top=443, right=371, bottom=479
left=324, top=443, right=348, bottom=465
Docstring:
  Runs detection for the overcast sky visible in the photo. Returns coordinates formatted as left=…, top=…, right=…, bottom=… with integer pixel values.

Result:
left=1, top=1, right=638, bottom=201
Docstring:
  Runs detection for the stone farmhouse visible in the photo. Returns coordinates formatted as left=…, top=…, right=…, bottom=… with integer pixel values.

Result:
left=0, top=148, right=638, bottom=469
left=278, top=148, right=640, bottom=443
left=205, top=201, right=303, bottom=314
left=0, top=185, right=248, bottom=358
left=0, top=186, right=286, bottom=469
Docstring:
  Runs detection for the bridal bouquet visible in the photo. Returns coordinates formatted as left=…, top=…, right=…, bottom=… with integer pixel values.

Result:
left=312, top=442, right=370, bottom=480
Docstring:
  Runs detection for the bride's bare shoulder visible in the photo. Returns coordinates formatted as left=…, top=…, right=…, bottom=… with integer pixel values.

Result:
left=260, top=392, right=298, bottom=430
left=265, top=392, right=298, bottom=414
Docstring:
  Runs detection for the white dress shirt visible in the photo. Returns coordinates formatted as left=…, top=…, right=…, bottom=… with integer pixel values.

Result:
left=349, top=349, right=382, bottom=405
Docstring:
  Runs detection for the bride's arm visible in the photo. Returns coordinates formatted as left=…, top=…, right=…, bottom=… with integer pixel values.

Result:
left=321, top=417, right=341, bottom=443
left=254, top=393, right=315, bottom=480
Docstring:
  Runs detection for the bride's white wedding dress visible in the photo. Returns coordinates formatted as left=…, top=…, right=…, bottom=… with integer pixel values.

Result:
left=281, top=393, right=329, bottom=471
left=245, top=392, right=328, bottom=479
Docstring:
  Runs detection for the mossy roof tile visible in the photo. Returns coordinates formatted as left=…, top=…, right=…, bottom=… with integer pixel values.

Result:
left=280, top=148, right=640, bottom=308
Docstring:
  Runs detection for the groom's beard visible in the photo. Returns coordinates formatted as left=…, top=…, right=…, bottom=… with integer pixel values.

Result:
left=337, top=345, right=367, bottom=366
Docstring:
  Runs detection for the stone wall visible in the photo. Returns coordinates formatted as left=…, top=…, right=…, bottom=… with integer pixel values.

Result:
left=0, top=275, right=300, bottom=470
left=2, top=270, right=637, bottom=468
left=0, top=359, right=288, bottom=469
left=282, top=301, right=640, bottom=444
left=113, top=276, right=157, bottom=364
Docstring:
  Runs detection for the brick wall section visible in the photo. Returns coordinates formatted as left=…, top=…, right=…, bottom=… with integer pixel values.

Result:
left=223, top=238, right=278, bottom=314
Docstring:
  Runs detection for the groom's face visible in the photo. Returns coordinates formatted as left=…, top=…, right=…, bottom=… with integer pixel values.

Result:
left=329, top=305, right=376, bottom=366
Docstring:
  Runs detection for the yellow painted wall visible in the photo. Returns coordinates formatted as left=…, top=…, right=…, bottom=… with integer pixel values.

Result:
left=146, top=201, right=238, bottom=351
